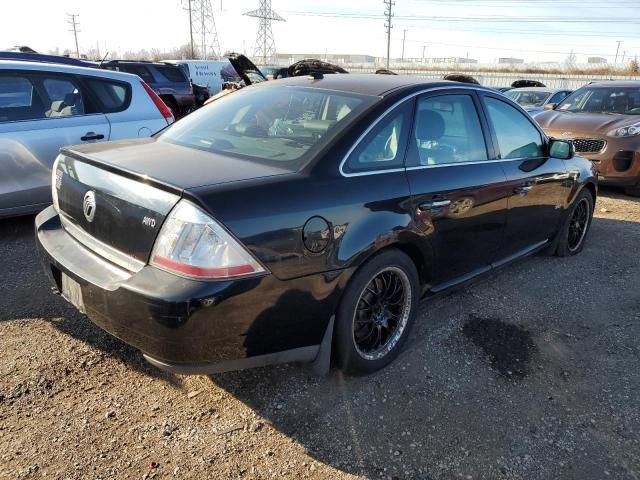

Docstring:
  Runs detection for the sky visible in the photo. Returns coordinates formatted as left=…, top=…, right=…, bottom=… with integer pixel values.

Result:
left=2, top=0, right=640, bottom=64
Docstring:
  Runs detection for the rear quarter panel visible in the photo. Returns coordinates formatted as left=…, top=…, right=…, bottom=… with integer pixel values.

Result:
left=106, top=80, right=167, bottom=139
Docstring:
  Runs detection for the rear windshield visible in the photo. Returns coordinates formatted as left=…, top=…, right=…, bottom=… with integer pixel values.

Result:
left=557, top=86, right=640, bottom=114
left=506, top=90, right=551, bottom=108
left=157, top=86, right=377, bottom=168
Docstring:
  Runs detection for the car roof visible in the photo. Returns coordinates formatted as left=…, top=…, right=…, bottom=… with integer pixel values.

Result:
left=586, top=80, right=640, bottom=88
left=259, top=74, right=491, bottom=97
left=0, top=59, right=143, bottom=81
left=508, top=87, right=566, bottom=93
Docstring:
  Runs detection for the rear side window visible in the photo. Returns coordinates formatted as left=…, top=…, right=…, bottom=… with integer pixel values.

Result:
left=85, top=78, right=131, bottom=113
left=413, top=94, right=487, bottom=165
left=0, top=74, right=44, bottom=122
left=485, top=97, right=544, bottom=159
left=154, top=66, right=187, bottom=83
left=346, top=103, right=411, bottom=173
left=119, top=65, right=154, bottom=84
left=42, top=77, right=86, bottom=117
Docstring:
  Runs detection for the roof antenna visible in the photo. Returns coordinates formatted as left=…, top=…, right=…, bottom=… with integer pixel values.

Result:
left=98, top=51, right=109, bottom=68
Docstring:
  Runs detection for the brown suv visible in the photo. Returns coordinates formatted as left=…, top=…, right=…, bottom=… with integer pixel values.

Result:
left=534, top=81, right=640, bottom=196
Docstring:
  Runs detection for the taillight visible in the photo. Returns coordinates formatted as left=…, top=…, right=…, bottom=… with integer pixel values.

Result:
left=140, top=81, right=174, bottom=124
left=150, top=200, right=266, bottom=280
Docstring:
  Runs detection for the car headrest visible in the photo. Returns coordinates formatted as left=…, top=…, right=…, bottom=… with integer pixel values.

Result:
left=416, top=109, right=445, bottom=141
left=63, top=92, right=79, bottom=107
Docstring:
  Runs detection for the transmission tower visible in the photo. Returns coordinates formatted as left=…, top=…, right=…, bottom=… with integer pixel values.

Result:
left=184, top=0, right=221, bottom=59
left=244, top=1, right=285, bottom=65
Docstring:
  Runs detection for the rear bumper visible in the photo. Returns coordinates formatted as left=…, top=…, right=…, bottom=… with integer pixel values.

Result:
left=35, top=206, right=343, bottom=372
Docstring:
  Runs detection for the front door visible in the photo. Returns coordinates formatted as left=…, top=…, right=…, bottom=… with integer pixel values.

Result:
left=480, top=94, right=571, bottom=259
left=404, top=90, right=510, bottom=288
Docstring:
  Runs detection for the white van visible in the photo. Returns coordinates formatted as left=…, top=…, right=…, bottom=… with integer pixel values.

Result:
left=166, top=60, right=233, bottom=94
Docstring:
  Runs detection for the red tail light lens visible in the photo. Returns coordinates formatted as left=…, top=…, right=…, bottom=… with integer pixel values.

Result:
left=150, top=200, right=267, bottom=280
left=140, top=81, right=174, bottom=124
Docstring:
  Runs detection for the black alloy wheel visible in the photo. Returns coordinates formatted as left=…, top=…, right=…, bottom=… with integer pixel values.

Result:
left=334, top=250, right=419, bottom=375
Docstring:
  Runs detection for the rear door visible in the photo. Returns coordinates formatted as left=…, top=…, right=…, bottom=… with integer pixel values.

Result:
left=479, top=93, right=570, bottom=260
left=0, top=70, right=109, bottom=214
left=404, top=89, right=509, bottom=288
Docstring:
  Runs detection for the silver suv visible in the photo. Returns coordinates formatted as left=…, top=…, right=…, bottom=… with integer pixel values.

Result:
left=0, top=60, right=174, bottom=218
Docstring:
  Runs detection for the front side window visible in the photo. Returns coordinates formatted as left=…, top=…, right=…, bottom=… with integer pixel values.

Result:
left=485, top=97, right=544, bottom=159
left=413, top=94, right=487, bottom=165
left=42, top=77, right=85, bottom=117
left=549, top=90, right=571, bottom=104
left=159, top=86, right=376, bottom=168
left=0, top=74, right=43, bottom=122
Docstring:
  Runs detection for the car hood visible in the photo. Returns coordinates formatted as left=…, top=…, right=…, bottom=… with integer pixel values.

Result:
left=227, top=53, right=266, bottom=85
left=63, top=137, right=293, bottom=191
left=534, top=110, right=639, bottom=136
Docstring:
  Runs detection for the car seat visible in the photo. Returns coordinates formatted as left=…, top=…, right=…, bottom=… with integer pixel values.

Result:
left=415, top=109, right=450, bottom=165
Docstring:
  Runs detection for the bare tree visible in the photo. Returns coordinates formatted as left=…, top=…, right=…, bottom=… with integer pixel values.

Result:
left=564, top=50, right=577, bottom=72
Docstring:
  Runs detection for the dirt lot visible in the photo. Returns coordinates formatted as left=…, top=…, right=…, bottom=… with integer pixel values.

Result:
left=1, top=190, right=639, bottom=480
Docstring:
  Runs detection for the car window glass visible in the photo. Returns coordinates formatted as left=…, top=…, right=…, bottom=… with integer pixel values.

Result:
left=485, top=97, right=543, bottom=159
left=155, top=66, right=187, bottom=83
left=0, top=75, right=44, bottom=122
left=121, top=65, right=154, bottom=84
left=549, top=91, right=570, bottom=104
left=85, top=78, right=130, bottom=112
left=43, top=78, right=85, bottom=117
left=413, top=94, right=487, bottom=165
left=346, top=103, right=411, bottom=173
left=159, top=86, right=375, bottom=168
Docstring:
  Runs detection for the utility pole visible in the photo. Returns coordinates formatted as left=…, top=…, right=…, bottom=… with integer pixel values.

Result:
left=422, top=45, right=426, bottom=63
left=401, top=29, right=407, bottom=62
left=244, top=1, right=285, bottom=65
left=615, top=40, right=622, bottom=63
left=384, top=0, right=394, bottom=69
left=188, top=0, right=195, bottom=58
left=622, top=51, right=626, bottom=63
left=66, top=14, right=80, bottom=58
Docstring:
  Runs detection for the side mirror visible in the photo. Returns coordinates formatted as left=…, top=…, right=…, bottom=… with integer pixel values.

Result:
left=544, top=103, right=557, bottom=111
left=549, top=138, right=574, bottom=159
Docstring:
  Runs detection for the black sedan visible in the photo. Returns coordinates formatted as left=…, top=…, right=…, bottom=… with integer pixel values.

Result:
left=36, top=75, right=597, bottom=375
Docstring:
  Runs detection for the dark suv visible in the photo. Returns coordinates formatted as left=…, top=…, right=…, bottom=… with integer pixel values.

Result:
left=101, top=60, right=195, bottom=118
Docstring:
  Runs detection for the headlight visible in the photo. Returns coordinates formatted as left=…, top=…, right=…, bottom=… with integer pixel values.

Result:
left=150, top=200, right=267, bottom=279
left=51, top=156, right=62, bottom=212
left=608, top=122, right=640, bottom=137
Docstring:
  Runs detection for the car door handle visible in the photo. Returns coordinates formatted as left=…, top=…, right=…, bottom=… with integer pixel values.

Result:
left=418, top=199, right=451, bottom=210
left=81, top=132, right=105, bottom=141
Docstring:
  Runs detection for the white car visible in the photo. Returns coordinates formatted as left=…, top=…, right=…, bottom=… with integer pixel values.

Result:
left=0, top=60, right=174, bottom=218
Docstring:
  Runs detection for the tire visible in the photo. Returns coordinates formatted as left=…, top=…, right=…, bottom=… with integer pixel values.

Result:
left=624, top=182, right=640, bottom=197
left=333, top=249, right=420, bottom=375
left=554, top=189, right=594, bottom=257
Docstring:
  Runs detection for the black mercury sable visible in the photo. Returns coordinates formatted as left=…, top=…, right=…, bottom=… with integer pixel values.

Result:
left=36, top=75, right=597, bottom=375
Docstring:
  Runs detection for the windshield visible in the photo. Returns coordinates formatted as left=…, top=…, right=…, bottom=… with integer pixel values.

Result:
left=157, top=86, right=377, bottom=168
left=506, top=90, right=551, bottom=108
left=557, top=86, right=640, bottom=114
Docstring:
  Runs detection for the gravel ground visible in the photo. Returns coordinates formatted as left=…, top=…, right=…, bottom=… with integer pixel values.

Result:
left=1, top=189, right=639, bottom=480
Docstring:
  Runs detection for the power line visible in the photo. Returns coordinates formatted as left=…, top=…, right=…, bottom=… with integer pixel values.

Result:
left=66, top=13, right=80, bottom=58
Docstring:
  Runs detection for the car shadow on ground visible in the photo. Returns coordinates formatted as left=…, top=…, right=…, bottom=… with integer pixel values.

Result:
left=0, top=215, right=182, bottom=386
left=205, top=215, right=640, bottom=479
left=599, top=186, right=640, bottom=202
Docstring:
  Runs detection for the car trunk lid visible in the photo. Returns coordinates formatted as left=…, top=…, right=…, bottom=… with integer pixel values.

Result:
left=55, top=138, right=292, bottom=270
